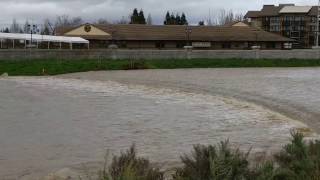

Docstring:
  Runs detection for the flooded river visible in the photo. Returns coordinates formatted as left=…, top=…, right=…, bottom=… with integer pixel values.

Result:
left=1, top=68, right=319, bottom=179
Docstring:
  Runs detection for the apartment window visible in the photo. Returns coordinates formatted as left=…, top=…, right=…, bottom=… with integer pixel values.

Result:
left=311, top=25, right=317, bottom=32
left=292, top=26, right=305, bottom=31
left=284, top=26, right=292, bottom=31
left=291, top=32, right=300, bottom=38
left=284, top=16, right=293, bottom=23
left=294, top=16, right=302, bottom=21
left=270, top=25, right=280, bottom=32
left=270, top=17, right=280, bottom=24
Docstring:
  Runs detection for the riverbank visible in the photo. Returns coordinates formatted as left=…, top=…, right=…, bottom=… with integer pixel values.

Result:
left=2, top=58, right=320, bottom=76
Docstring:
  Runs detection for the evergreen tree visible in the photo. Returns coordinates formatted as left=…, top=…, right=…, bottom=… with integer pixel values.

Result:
left=4, top=27, right=10, bottom=33
left=138, top=9, right=146, bottom=24
left=170, top=13, right=176, bottom=25
left=198, top=21, right=205, bottom=26
left=176, top=14, right=181, bottom=25
left=181, top=13, right=188, bottom=25
left=164, top=11, right=170, bottom=25
left=164, top=11, right=188, bottom=25
left=130, top=8, right=139, bottom=24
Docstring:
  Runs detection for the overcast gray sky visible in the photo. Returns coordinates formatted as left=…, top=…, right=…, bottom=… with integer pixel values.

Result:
left=0, top=0, right=317, bottom=25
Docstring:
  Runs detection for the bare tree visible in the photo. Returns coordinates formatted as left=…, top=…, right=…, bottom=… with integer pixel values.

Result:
left=55, top=15, right=71, bottom=28
left=41, top=19, right=51, bottom=35
left=23, top=20, right=30, bottom=33
left=234, top=13, right=244, bottom=22
left=70, top=17, right=83, bottom=26
left=147, top=13, right=153, bottom=25
left=115, top=16, right=129, bottom=24
left=10, top=19, right=21, bottom=33
left=215, top=9, right=244, bottom=25
left=96, top=18, right=110, bottom=25
left=217, top=9, right=233, bottom=25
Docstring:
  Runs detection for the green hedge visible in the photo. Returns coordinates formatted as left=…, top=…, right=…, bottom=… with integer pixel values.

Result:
left=2, top=58, right=320, bottom=76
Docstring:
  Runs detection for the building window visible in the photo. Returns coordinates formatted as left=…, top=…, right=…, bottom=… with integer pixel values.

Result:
left=119, top=41, right=127, bottom=48
left=222, top=43, right=231, bottom=49
left=176, top=42, right=186, bottom=48
left=266, top=42, right=276, bottom=49
left=155, top=41, right=165, bottom=49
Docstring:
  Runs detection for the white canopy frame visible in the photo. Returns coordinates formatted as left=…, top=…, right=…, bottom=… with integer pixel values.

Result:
left=0, top=33, right=89, bottom=49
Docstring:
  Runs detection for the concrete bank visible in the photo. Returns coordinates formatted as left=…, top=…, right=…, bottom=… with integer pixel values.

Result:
left=0, top=49, right=320, bottom=60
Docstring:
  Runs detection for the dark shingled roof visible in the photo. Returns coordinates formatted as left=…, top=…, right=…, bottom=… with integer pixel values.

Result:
left=57, top=24, right=294, bottom=42
left=247, top=4, right=316, bottom=17
left=308, top=6, right=319, bottom=16
left=259, top=5, right=283, bottom=16
left=244, top=11, right=261, bottom=18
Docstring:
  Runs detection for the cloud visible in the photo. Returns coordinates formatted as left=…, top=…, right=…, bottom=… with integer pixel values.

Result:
left=0, top=0, right=317, bottom=26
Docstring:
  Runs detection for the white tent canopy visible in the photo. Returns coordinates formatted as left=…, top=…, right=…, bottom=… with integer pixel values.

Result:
left=0, top=32, right=89, bottom=44
left=0, top=32, right=89, bottom=49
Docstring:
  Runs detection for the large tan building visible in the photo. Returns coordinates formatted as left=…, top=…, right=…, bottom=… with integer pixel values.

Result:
left=57, top=23, right=294, bottom=49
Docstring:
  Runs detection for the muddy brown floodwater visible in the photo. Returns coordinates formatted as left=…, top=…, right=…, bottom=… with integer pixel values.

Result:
left=1, top=68, right=320, bottom=179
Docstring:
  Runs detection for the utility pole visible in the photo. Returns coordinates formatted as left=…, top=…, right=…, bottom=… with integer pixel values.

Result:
left=185, top=26, right=192, bottom=46
left=316, top=0, right=320, bottom=47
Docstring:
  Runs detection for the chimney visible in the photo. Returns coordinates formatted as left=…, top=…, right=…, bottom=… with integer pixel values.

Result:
left=263, top=5, right=274, bottom=9
left=279, top=4, right=295, bottom=7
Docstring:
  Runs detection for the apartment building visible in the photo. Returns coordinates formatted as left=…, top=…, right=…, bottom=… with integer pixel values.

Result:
left=245, top=4, right=319, bottom=48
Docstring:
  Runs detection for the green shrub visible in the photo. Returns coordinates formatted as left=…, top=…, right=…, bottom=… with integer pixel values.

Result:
left=173, top=141, right=251, bottom=180
left=98, top=145, right=163, bottom=180
left=122, top=60, right=150, bottom=70
left=273, top=131, right=320, bottom=180
left=94, top=133, right=320, bottom=180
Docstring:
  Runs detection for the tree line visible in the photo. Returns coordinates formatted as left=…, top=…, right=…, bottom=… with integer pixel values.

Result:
left=0, top=8, right=243, bottom=35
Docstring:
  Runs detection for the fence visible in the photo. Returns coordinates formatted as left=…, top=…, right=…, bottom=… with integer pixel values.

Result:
left=0, top=49, right=319, bottom=60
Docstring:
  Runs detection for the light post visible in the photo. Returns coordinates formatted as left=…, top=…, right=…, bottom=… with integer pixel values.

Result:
left=185, top=26, right=192, bottom=46
left=27, top=24, right=37, bottom=47
left=316, top=0, right=320, bottom=47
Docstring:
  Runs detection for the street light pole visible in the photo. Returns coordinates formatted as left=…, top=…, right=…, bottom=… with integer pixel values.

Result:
left=185, top=26, right=192, bottom=46
left=28, top=24, right=37, bottom=47
left=316, top=0, right=320, bottom=47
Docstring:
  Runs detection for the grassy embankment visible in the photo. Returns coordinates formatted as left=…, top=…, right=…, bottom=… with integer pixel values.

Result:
left=1, top=58, right=320, bottom=76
